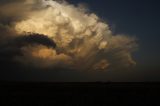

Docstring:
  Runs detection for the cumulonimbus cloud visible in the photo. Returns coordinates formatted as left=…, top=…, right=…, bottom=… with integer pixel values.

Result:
left=0, top=0, right=137, bottom=71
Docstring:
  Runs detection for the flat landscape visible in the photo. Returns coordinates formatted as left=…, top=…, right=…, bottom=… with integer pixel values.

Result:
left=0, top=81, right=160, bottom=105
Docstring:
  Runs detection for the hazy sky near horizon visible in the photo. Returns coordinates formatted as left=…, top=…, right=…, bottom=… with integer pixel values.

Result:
left=0, top=0, right=160, bottom=82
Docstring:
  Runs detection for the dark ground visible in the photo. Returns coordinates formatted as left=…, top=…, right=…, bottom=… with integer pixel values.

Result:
left=0, top=81, right=160, bottom=106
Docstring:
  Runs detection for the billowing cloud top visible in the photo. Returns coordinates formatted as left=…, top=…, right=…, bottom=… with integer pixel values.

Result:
left=0, top=0, right=137, bottom=71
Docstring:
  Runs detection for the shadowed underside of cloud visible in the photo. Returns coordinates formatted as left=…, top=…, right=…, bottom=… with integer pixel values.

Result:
left=14, top=33, right=56, bottom=48
left=0, top=33, right=56, bottom=62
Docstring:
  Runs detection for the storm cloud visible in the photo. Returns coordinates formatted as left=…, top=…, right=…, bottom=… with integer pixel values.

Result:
left=0, top=0, right=137, bottom=71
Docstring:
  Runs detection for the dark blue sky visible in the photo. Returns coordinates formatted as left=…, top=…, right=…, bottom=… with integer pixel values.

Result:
left=69, top=0, right=160, bottom=67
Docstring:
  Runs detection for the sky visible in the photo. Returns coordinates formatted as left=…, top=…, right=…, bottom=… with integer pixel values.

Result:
left=0, top=0, right=160, bottom=82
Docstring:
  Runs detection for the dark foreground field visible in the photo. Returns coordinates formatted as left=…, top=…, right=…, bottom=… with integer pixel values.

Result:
left=0, top=82, right=160, bottom=106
